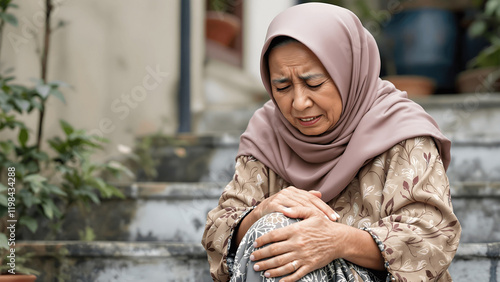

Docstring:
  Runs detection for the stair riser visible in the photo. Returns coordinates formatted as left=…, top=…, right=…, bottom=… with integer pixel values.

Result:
left=426, top=103, right=500, bottom=137
left=448, top=144, right=500, bottom=182
left=26, top=256, right=211, bottom=282
left=452, top=197, right=500, bottom=243
left=449, top=258, right=499, bottom=281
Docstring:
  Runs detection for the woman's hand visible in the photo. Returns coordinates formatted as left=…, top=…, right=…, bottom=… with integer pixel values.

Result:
left=250, top=206, right=349, bottom=281
left=254, top=186, right=339, bottom=221
left=235, top=187, right=339, bottom=248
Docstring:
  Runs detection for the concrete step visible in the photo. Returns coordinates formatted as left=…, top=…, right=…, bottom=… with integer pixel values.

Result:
left=17, top=241, right=211, bottom=282
left=451, top=182, right=500, bottom=243
left=416, top=93, right=500, bottom=140
left=21, top=181, right=500, bottom=245
left=16, top=240, right=500, bottom=281
left=449, top=242, right=500, bottom=282
left=22, top=183, right=222, bottom=243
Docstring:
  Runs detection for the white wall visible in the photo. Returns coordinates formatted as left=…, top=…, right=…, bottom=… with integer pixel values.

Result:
left=243, top=0, right=296, bottom=82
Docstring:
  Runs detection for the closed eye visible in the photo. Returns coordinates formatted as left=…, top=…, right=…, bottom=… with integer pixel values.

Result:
left=307, top=82, right=324, bottom=89
left=276, top=85, right=291, bottom=92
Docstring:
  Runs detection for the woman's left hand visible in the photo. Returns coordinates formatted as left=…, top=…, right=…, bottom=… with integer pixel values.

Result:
left=249, top=206, right=350, bottom=281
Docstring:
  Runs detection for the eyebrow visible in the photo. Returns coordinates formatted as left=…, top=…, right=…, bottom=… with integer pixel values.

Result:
left=271, top=73, right=326, bottom=84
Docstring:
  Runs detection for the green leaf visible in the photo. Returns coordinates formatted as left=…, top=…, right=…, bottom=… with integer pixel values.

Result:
left=19, top=216, right=38, bottom=233
left=0, top=233, right=8, bottom=250
left=0, top=140, right=14, bottom=154
left=14, top=98, right=30, bottom=111
left=78, top=226, right=96, bottom=241
left=60, top=120, right=74, bottom=135
left=18, top=127, right=28, bottom=147
left=468, top=20, right=486, bottom=37
left=0, top=12, right=18, bottom=26
left=46, top=184, right=66, bottom=196
left=48, top=80, right=70, bottom=88
left=485, top=0, right=500, bottom=16
left=50, top=88, right=65, bottom=103
left=30, top=98, right=42, bottom=111
left=24, top=174, right=47, bottom=187
left=36, top=84, right=51, bottom=99
left=0, top=89, right=9, bottom=104
left=42, top=200, right=55, bottom=219
left=0, top=193, right=7, bottom=207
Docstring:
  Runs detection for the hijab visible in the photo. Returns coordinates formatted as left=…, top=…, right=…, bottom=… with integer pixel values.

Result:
left=237, top=3, right=451, bottom=202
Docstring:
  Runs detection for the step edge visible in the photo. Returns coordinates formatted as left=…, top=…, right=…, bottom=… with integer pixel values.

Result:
left=17, top=241, right=207, bottom=258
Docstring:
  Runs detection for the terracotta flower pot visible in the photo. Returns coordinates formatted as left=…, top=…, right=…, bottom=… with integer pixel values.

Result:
left=0, top=274, right=37, bottom=282
left=205, top=11, right=241, bottom=47
left=383, top=75, right=435, bottom=98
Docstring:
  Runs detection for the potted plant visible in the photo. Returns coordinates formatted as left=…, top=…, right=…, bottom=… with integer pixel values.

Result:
left=206, top=0, right=241, bottom=47
left=342, top=0, right=437, bottom=98
left=0, top=0, right=131, bottom=278
left=457, top=0, right=500, bottom=93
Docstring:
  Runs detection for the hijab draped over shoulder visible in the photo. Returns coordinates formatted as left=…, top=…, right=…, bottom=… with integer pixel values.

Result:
left=237, top=3, right=451, bottom=202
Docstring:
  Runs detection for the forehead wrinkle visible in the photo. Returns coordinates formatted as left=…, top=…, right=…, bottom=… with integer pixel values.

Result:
left=271, top=73, right=326, bottom=84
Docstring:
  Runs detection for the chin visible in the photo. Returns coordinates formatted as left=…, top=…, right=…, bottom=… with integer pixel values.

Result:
left=299, top=128, right=326, bottom=136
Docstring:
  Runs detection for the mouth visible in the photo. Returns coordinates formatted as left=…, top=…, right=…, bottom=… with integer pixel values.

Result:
left=297, top=115, right=321, bottom=126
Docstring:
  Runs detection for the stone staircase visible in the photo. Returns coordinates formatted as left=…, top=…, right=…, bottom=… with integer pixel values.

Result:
left=18, top=94, right=500, bottom=281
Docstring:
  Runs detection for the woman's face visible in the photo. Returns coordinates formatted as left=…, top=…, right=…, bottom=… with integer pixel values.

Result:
left=268, top=41, right=342, bottom=136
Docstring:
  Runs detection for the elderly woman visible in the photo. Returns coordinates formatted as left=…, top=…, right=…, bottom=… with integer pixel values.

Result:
left=202, top=3, right=460, bottom=282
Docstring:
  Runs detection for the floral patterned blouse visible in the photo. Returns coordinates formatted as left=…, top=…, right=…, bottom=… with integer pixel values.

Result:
left=202, top=137, right=461, bottom=281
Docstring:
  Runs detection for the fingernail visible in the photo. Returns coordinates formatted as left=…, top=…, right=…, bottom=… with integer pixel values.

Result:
left=250, top=254, right=255, bottom=261
left=282, top=207, right=292, bottom=213
left=253, top=242, right=257, bottom=248
left=331, top=213, right=338, bottom=220
left=265, top=272, right=271, bottom=277
left=254, top=264, right=260, bottom=271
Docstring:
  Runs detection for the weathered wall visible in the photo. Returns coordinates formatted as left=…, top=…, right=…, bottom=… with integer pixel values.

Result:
left=1, top=0, right=192, bottom=159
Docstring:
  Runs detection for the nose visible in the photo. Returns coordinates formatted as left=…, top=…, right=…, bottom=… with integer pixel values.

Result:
left=292, top=87, right=313, bottom=112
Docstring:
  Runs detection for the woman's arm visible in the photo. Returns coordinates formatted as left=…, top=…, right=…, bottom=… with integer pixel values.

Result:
left=364, top=137, right=461, bottom=281
left=201, top=156, right=270, bottom=281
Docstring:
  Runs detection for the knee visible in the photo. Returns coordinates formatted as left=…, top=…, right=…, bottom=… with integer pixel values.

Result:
left=252, top=212, right=300, bottom=231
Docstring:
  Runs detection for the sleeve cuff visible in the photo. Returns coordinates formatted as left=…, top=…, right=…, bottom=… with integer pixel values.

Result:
left=226, top=206, right=256, bottom=276
left=360, top=227, right=395, bottom=282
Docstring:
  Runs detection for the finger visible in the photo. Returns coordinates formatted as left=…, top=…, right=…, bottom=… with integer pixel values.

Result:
left=308, top=190, right=322, bottom=198
left=286, top=187, right=339, bottom=221
left=304, top=194, right=340, bottom=221
left=282, top=206, right=339, bottom=222
left=252, top=253, right=295, bottom=273
left=281, top=206, right=319, bottom=219
left=252, top=229, right=291, bottom=256
left=279, top=264, right=311, bottom=282
left=260, top=259, right=298, bottom=279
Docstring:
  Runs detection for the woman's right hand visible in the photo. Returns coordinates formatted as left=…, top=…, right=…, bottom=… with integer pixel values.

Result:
left=253, top=186, right=339, bottom=221
left=235, top=186, right=339, bottom=247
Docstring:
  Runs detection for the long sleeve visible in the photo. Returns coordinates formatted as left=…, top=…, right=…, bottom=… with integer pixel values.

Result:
left=201, top=155, right=284, bottom=281
left=356, top=137, right=461, bottom=281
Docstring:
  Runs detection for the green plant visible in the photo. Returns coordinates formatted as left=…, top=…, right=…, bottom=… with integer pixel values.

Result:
left=0, top=0, right=131, bottom=275
left=468, top=0, right=500, bottom=68
left=208, top=0, right=238, bottom=13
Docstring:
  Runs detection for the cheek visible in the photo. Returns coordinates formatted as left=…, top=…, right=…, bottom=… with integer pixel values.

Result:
left=274, top=95, right=291, bottom=113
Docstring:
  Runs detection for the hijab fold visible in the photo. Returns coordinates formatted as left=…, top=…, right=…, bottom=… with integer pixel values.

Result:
left=237, top=3, right=451, bottom=202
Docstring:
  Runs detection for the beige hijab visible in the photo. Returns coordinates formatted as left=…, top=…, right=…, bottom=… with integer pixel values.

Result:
left=237, top=3, right=451, bottom=202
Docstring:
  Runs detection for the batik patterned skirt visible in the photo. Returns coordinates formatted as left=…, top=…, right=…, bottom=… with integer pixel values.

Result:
left=230, top=212, right=386, bottom=282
